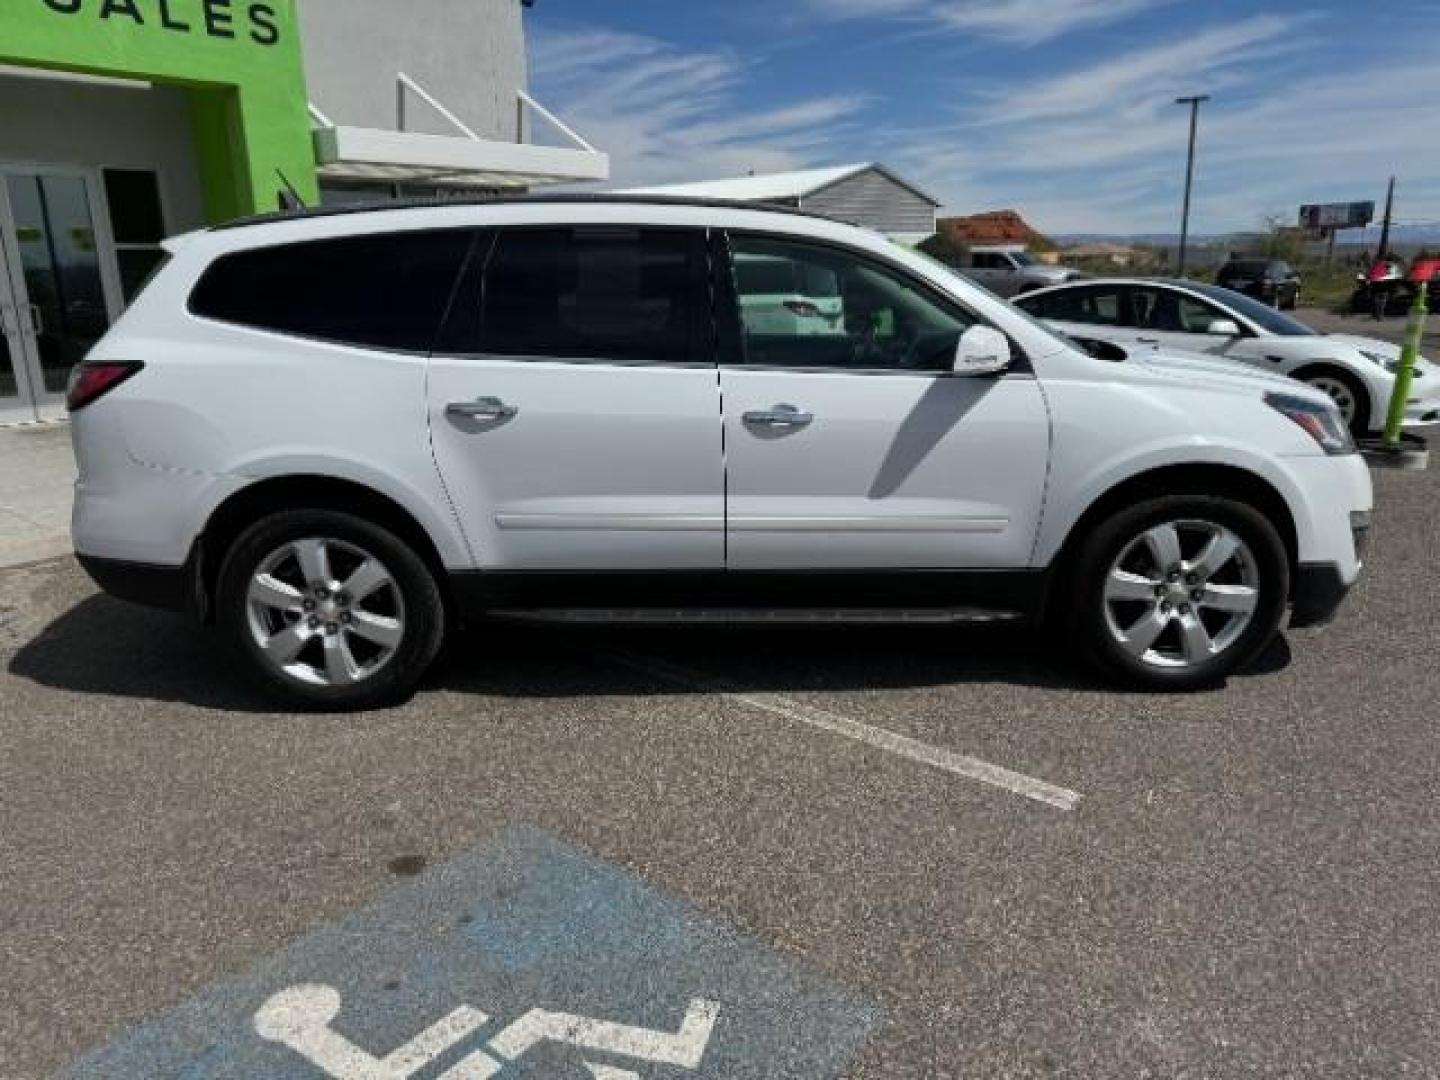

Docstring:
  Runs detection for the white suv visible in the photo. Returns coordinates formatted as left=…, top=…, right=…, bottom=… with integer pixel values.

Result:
left=69, top=197, right=1372, bottom=709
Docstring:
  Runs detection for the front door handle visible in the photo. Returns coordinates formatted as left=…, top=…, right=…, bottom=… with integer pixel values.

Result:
left=25, top=303, right=43, bottom=336
left=742, top=403, right=814, bottom=429
left=1135, top=336, right=1160, bottom=346
left=446, top=396, right=517, bottom=421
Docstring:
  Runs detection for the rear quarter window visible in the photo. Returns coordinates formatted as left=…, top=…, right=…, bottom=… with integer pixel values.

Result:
left=188, top=230, right=476, bottom=351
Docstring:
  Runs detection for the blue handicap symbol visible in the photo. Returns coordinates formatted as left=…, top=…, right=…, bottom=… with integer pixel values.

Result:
left=67, top=826, right=879, bottom=1078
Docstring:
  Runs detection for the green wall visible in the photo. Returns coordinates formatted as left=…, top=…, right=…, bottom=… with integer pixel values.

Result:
left=0, top=0, right=318, bottom=222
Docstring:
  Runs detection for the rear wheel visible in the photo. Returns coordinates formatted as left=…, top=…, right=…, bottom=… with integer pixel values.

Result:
left=1067, top=495, right=1289, bottom=690
left=217, top=510, right=445, bottom=710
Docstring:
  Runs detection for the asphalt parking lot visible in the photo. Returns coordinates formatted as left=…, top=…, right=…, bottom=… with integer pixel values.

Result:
left=3, top=450, right=1438, bottom=1077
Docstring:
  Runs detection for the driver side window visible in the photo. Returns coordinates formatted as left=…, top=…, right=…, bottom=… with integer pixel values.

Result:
left=727, top=235, right=974, bottom=371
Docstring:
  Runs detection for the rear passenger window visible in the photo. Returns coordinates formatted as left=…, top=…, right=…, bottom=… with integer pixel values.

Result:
left=1026, top=286, right=1123, bottom=326
left=438, top=227, right=706, bottom=364
left=189, top=230, right=475, bottom=351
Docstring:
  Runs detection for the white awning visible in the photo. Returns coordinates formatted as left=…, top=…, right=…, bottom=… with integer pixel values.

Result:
left=313, top=127, right=610, bottom=190
left=310, top=77, right=609, bottom=191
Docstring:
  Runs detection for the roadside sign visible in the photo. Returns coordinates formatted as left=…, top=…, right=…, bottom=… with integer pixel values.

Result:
left=1298, top=201, right=1375, bottom=237
left=66, top=827, right=878, bottom=1078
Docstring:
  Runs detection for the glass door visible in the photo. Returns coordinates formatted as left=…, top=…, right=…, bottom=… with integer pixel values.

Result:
left=0, top=167, right=122, bottom=423
left=0, top=237, right=35, bottom=424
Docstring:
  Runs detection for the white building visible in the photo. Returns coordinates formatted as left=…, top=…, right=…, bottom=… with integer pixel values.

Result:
left=628, top=163, right=941, bottom=244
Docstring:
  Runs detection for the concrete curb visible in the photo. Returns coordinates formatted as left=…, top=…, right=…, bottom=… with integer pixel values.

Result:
left=1360, top=433, right=1430, bottom=471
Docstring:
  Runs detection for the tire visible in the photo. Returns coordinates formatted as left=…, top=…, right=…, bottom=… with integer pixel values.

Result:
left=217, top=509, right=445, bottom=710
left=1295, top=365, right=1370, bottom=436
left=1064, top=494, right=1289, bottom=691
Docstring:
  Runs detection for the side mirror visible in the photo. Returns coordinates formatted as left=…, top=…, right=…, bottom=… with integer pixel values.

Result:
left=1207, top=318, right=1241, bottom=337
left=953, top=324, right=1012, bottom=376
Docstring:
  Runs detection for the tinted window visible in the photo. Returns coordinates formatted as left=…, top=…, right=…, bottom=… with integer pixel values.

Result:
left=734, top=253, right=839, bottom=298
left=190, top=230, right=474, bottom=351
left=439, top=227, right=705, bottom=364
left=1022, top=285, right=1124, bottom=326
left=728, top=235, right=974, bottom=371
left=1188, top=283, right=1317, bottom=336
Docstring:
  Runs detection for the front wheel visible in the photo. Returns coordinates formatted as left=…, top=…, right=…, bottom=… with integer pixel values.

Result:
left=217, top=510, right=445, bottom=710
left=1297, top=366, right=1370, bottom=436
left=1067, top=496, right=1289, bottom=690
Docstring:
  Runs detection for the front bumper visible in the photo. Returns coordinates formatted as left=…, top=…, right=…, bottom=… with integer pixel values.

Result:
left=1290, top=563, right=1353, bottom=628
left=1289, top=510, right=1367, bottom=628
left=1402, top=393, right=1440, bottom=427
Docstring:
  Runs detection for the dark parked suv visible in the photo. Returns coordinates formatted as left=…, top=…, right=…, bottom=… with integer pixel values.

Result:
left=1216, top=257, right=1300, bottom=309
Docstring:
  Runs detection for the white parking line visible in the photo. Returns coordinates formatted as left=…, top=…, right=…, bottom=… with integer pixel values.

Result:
left=605, top=651, right=1081, bottom=812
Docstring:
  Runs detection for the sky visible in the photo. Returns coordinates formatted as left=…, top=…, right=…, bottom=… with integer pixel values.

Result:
left=524, top=0, right=1440, bottom=237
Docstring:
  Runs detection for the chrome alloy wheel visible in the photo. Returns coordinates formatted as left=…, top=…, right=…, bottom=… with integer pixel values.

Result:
left=1306, top=375, right=1358, bottom=427
left=245, top=537, right=406, bottom=687
left=1102, top=520, right=1260, bottom=670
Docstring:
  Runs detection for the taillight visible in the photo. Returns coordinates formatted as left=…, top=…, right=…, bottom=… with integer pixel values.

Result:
left=66, top=361, right=143, bottom=412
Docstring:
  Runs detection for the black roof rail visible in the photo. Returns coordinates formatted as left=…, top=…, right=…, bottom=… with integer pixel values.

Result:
left=213, top=192, right=843, bottom=231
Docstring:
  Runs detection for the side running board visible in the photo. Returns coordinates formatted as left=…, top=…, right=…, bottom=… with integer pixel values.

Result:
left=486, top=608, right=1027, bottom=626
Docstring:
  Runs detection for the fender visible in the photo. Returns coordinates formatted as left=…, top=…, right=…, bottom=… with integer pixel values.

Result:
left=1033, top=436, right=1317, bottom=567
left=201, top=450, right=475, bottom=569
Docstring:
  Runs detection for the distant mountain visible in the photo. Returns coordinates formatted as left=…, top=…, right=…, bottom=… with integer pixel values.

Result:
left=1052, top=233, right=1239, bottom=247
left=1053, top=224, right=1440, bottom=249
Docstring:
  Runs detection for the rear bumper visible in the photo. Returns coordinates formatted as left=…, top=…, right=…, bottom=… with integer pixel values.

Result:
left=78, top=553, right=195, bottom=615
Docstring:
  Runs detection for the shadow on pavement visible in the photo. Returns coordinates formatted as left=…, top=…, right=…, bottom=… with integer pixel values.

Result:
left=8, top=592, right=1292, bottom=714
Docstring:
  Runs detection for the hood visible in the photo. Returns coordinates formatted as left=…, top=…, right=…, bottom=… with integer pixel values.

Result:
left=1324, top=333, right=1435, bottom=377
left=1029, top=265, right=1075, bottom=280
left=1127, top=346, right=1330, bottom=404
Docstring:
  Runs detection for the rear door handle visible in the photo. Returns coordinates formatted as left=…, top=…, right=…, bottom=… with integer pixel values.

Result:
left=742, top=403, right=814, bottom=429
left=1135, top=336, right=1160, bottom=346
left=446, top=396, right=517, bottom=421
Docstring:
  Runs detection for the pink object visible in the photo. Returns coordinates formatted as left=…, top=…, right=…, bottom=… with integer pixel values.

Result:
left=1406, top=258, right=1440, bottom=284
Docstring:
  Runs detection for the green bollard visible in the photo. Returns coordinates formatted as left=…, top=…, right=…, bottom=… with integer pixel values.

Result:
left=1382, top=281, right=1429, bottom=448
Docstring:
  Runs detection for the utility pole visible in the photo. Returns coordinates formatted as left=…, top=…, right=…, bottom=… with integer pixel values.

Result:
left=1376, top=175, right=1396, bottom=257
left=1174, top=94, right=1210, bottom=278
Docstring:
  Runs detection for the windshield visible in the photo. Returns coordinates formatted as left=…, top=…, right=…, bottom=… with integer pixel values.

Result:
left=1010, top=251, right=1036, bottom=266
left=1186, top=282, right=1318, bottom=337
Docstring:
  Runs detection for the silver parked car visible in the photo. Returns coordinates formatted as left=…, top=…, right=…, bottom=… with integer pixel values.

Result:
left=948, top=246, right=1078, bottom=297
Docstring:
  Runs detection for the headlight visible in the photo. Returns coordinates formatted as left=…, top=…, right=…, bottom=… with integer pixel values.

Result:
left=1358, top=348, right=1400, bottom=374
left=1265, top=391, right=1356, bottom=455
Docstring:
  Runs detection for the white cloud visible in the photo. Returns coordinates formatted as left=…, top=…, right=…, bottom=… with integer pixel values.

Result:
left=529, top=12, right=1440, bottom=235
left=811, top=0, right=1177, bottom=45
left=527, top=22, right=867, bottom=188
left=932, top=0, right=1176, bottom=46
left=967, top=15, right=1302, bottom=127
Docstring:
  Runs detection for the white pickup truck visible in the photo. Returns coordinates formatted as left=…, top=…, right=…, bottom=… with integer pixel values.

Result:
left=949, top=245, right=1079, bottom=297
